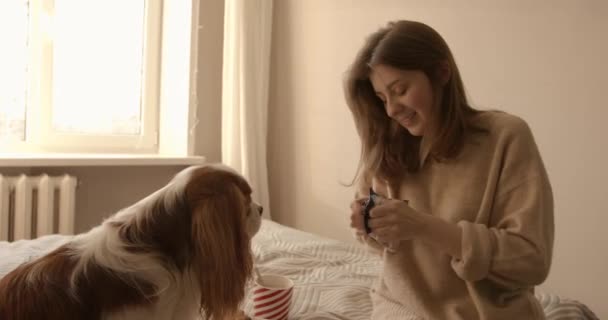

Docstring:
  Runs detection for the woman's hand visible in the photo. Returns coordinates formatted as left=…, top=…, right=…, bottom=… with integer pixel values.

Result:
left=367, top=199, right=428, bottom=244
left=349, top=197, right=368, bottom=233
left=367, top=200, right=464, bottom=258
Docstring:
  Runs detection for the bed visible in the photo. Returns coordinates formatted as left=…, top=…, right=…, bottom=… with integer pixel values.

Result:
left=0, top=220, right=599, bottom=320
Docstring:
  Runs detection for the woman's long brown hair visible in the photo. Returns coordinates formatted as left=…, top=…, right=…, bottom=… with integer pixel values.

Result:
left=344, top=20, right=483, bottom=188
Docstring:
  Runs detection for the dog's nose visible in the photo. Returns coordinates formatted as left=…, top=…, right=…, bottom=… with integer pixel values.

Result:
left=258, top=206, right=263, bottom=216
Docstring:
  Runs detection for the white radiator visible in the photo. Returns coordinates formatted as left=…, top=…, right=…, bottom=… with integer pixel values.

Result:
left=0, top=174, right=77, bottom=241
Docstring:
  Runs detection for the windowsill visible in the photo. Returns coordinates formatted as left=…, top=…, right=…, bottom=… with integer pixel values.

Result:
left=0, top=153, right=206, bottom=167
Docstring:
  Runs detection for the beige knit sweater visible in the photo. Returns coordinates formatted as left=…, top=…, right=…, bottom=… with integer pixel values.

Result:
left=357, top=111, right=554, bottom=320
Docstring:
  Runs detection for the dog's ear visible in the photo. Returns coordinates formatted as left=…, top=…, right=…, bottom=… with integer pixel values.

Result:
left=188, top=171, right=253, bottom=320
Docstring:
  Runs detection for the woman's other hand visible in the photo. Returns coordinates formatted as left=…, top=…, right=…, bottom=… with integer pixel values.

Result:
left=367, top=199, right=427, bottom=243
left=349, top=197, right=368, bottom=233
left=368, top=200, right=463, bottom=258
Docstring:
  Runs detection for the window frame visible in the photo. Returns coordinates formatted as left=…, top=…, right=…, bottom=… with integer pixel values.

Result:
left=4, top=0, right=163, bottom=154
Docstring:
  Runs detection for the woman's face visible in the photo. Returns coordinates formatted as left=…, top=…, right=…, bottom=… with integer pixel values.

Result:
left=369, top=64, right=437, bottom=137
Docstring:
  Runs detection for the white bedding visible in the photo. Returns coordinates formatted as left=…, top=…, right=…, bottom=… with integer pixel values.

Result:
left=245, top=220, right=599, bottom=320
left=0, top=220, right=599, bottom=320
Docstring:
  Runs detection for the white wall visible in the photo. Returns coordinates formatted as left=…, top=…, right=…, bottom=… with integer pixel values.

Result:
left=268, top=0, right=608, bottom=317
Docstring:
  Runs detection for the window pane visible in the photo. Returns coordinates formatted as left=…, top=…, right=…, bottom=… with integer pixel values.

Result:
left=0, top=1, right=28, bottom=141
left=52, top=0, right=146, bottom=135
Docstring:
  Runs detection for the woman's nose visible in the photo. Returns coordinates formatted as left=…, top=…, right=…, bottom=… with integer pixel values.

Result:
left=385, top=99, right=401, bottom=118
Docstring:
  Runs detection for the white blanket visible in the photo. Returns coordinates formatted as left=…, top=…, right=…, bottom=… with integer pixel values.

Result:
left=0, top=234, right=71, bottom=277
left=245, top=220, right=598, bottom=320
left=0, top=220, right=598, bottom=320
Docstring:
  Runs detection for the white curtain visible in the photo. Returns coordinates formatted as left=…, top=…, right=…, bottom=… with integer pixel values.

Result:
left=222, top=0, right=273, bottom=219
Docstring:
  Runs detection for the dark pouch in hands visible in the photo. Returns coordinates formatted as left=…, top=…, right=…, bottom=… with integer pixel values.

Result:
left=362, top=188, right=379, bottom=234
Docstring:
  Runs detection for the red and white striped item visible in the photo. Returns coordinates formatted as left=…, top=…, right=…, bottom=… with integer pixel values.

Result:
left=252, top=274, right=294, bottom=320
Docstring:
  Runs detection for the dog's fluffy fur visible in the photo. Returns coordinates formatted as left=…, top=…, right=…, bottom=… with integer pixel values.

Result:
left=0, top=164, right=262, bottom=320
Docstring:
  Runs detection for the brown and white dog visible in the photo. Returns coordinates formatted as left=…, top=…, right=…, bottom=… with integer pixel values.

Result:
left=0, top=164, right=262, bottom=320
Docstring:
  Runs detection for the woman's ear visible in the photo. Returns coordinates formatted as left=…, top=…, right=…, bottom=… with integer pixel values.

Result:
left=437, top=60, right=451, bottom=86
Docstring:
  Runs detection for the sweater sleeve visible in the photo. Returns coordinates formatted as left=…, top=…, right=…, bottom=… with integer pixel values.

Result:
left=450, top=117, right=555, bottom=289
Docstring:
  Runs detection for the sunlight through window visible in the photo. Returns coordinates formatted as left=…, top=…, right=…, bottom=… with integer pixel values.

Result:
left=0, top=1, right=28, bottom=141
left=52, top=0, right=146, bottom=135
left=1, top=0, right=171, bottom=154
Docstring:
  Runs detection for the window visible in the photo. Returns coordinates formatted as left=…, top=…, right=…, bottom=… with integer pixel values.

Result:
left=0, top=0, right=164, bottom=154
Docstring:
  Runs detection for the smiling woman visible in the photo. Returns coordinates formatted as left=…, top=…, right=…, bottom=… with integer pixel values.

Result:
left=345, top=20, right=554, bottom=320
left=369, top=66, right=438, bottom=137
